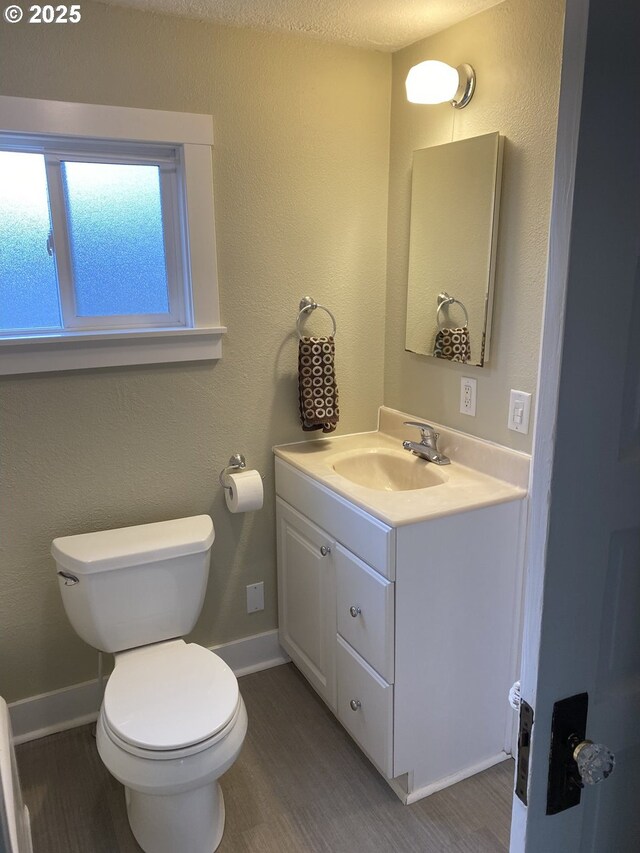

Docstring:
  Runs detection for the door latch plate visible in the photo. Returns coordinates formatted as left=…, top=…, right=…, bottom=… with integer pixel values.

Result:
left=515, top=698, right=534, bottom=805
left=546, top=692, right=588, bottom=814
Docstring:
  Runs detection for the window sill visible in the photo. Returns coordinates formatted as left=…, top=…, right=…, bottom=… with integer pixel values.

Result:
left=0, top=326, right=227, bottom=375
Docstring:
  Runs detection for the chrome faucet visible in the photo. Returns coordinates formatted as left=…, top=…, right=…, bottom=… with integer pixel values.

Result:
left=402, top=421, right=451, bottom=465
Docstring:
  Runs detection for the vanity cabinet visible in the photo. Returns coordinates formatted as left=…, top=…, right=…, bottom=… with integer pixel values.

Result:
left=276, top=493, right=395, bottom=777
left=276, top=456, right=526, bottom=803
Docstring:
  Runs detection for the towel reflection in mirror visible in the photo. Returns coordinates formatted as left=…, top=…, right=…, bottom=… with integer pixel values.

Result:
left=433, top=326, right=471, bottom=363
left=433, top=292, right=470, bottom=363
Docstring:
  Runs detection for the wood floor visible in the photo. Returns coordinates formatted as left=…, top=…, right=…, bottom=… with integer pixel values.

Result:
left=16, top=663, right=514, bottom=852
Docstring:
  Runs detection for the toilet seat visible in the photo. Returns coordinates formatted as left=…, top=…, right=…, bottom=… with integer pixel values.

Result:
left=104, top=640, right=239, bottom=752
left=101, top=700, right=242, bottom=761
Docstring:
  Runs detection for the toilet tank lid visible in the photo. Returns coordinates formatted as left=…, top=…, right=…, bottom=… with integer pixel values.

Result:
left=51, top=515, right=214, bottom=574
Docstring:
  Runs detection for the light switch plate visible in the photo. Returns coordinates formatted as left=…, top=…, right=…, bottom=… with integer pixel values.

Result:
left=246, top=582, right=264, bottom=613
left=460, top=377, right=477, bottom=416
left=508, top=390, right=532, bottom=433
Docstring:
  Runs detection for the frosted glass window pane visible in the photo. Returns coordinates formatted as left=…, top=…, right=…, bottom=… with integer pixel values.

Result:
left=62, top=162, right=170, bottom=317
left=0, top=152, right=61, bottom=330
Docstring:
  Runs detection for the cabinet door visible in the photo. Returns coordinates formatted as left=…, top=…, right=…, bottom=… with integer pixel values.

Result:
left=276, top=498, right=336, bottom=710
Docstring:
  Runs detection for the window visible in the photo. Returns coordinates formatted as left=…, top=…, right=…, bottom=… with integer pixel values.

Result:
left=1, top=141, right=185, bottom=332
left=0, top=96, right=224, bottom=375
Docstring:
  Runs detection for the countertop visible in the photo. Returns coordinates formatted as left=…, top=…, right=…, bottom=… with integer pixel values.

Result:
left=273, top=407, right=529, bottom=527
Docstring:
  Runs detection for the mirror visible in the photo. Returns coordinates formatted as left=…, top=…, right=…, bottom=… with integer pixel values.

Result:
left=405, top=132, right=503, bottom=367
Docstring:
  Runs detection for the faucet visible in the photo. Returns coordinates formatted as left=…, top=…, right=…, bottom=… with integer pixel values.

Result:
left=402, top=421, right=451, bottom=465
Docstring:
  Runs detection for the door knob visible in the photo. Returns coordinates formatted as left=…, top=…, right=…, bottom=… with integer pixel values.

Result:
left=571, top=738, right=615, bottom=786
left=349, top=699, right=361, bottom=711
left=320, top=545, right=331, bottom=556
left=349, top=605, right=361, bottom=618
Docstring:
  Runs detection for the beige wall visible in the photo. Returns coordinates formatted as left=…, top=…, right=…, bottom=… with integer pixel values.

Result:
left=0, top=0, right=566, bottom=705
left=0, top=2, right=391, bottom=702
left=384, top=0, right=564, bottom=450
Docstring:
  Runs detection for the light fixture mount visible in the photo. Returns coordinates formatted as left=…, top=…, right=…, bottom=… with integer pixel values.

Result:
left=452, top=64, right=476, bottom=109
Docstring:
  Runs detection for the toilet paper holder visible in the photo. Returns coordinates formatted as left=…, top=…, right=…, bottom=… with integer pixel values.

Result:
left=219, top=453, right=246, bottom=492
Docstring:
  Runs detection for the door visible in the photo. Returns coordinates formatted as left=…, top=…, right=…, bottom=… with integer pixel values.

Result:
left=512, top=0, right=640, bottom=849
left=276, top=497, right=337, bottom=710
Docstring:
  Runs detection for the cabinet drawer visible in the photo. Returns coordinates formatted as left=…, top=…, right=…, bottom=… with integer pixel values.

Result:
left=275, top=458, right=395, bottom=579
left=336, top=544, right=394, bottom=682
left=336, top=635, right=393, bottom=778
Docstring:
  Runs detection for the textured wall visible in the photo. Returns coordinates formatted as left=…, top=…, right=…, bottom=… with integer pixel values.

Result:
left=0, top=2, right=390, bottom=702
left=384, top=0, right=565, bottom=450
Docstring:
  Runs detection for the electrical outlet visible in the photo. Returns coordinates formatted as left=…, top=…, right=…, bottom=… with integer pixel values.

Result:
left=246, top=582, right=264, bottom=614
left=508, top=389, right=532, bottom=434
left=460, top=377, right=477, bottom=416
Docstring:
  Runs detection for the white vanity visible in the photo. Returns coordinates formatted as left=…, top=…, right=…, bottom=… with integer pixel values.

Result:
left=274, top=407, right=529, bottom=803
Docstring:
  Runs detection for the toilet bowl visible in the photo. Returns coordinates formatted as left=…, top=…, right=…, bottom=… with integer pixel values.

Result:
left=52, top=516, right=246, bottom=853
left=96, top=641, right=248, bottom=853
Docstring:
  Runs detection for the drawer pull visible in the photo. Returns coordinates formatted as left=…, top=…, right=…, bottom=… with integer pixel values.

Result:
left=320, top=545, right=331, bottom=556
left=349, top=699, right=362, bottom=712
left=349, top=605, right=362, bottom=618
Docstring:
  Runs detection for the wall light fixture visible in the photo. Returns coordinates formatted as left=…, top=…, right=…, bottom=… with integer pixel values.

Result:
left=405, top=61, right=476, bottom=109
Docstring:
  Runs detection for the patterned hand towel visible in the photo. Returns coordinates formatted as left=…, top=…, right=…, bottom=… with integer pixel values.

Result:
left=298, top=336, right=339, bottom=433
left=433, top=326, right=471, bottom=363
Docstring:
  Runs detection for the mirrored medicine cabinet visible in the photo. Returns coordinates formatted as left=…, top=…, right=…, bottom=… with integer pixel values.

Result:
left=405, top=132, right=504, bottom=367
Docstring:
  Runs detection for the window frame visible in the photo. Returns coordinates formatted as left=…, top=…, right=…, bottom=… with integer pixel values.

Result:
left=0, top=96, right=225, bottom=375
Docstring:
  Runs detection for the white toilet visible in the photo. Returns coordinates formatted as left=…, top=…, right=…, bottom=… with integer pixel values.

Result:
left=52, top=515, right=247, bottom=853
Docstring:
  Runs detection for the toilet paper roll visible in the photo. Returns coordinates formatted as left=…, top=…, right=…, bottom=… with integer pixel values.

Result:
left=225, top=470, right=264, bottom=513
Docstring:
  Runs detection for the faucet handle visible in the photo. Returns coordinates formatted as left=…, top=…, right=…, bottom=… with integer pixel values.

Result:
left=403, top=420, right=436, bottom=431
left=403, top=420, right=438, bottom=438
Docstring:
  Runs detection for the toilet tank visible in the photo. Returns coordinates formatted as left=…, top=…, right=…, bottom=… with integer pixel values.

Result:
left=52, top=516, right=215, bottom=654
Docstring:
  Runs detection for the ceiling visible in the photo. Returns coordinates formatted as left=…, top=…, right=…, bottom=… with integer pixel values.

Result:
left=98, top=0, right=504, bottom=52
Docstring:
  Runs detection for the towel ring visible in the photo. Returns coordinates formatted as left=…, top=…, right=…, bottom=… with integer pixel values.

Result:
left=437, top=292, right=469, bottom=330
left=296, top=296, right=337, bottom=340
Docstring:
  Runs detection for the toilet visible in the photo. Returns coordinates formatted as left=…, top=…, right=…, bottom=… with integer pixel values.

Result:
left=51, top=515, right=247, bottom=853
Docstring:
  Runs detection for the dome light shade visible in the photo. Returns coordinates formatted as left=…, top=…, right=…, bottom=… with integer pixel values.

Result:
left=405, top=61, right=476, bottom=109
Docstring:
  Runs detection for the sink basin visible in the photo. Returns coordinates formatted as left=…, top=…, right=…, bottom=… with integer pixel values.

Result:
left=331, top=449, right=446, bottom=492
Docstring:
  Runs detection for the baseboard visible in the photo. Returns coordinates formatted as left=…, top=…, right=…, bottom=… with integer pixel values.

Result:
left=212, top=629, right=289, bottom=677
left=9, top=630, right=289, bottom=745
left=9, top=678, right=105, bottom=746
left=389, top=752, right=512, bottom=805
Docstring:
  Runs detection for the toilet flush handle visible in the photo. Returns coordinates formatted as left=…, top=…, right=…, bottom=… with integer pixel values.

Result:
left=57, top=570, right=79, bottom=586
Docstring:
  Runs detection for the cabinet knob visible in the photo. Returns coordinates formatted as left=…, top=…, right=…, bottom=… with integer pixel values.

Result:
left=349, top=605, right=362, bottom=618
left=320, top=545, right=331, bottom=556
left=349, top=699, right=361, bottom=712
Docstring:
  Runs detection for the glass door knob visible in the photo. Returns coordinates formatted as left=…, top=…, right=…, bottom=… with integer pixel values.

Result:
left=572, top=740, right=615, bottom=786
